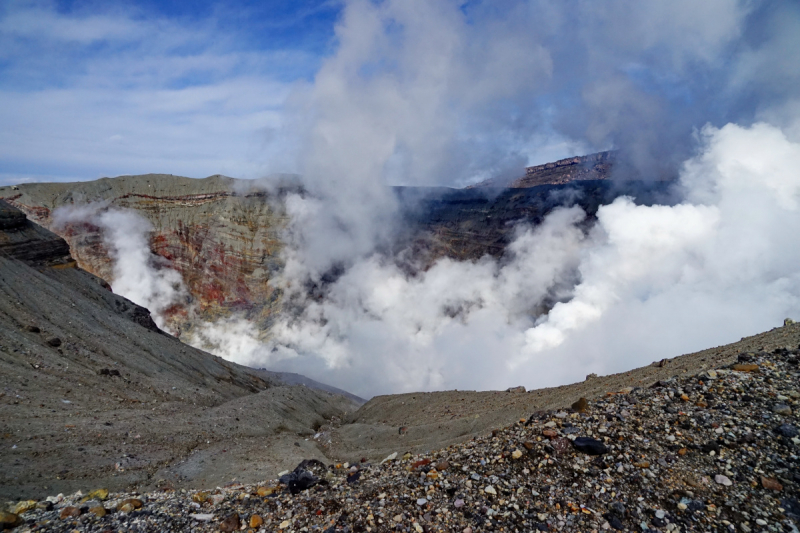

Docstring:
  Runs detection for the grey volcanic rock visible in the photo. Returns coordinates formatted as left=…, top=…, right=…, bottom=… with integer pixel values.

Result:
left=470, top=150, right=616, bottom=189
left=0, top=202, right=360, bottom=500
left=0, top=199, right=73, bottom=266
left=1, top=175, right=290, bottom=336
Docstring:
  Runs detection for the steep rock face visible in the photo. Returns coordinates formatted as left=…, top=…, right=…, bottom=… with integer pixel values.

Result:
left=1, top=175, right=288, bottom=336
left=0, top=203, right=360, bottom=499
left=469, top=151, right=615, bottom=189
left=0, top=163, right=675, bottom=341
left=0, top=200, right=74, bottom=267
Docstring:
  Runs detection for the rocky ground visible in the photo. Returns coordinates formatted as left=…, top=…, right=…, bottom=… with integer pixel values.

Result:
left=3, top=343, right=798, bottom=532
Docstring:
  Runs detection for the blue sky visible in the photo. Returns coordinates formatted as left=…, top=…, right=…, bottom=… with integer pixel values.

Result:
left=0, top=0, right=342, bottom=185
left=1, top=0, right=798, bottom=187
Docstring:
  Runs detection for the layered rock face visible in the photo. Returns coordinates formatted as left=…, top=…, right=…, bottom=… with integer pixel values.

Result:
left=469, top=151, right=615, bottom=189
left=1, top=175, right=288, bottom=336
left=0, top=162, right=674, bottom=341
left=0, top=200, right=74, bottom=267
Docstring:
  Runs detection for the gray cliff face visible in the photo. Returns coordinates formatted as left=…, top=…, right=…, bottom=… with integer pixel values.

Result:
left=0, top=201, right=360, bottom=499
left=1, top=175, right=289, bottom=338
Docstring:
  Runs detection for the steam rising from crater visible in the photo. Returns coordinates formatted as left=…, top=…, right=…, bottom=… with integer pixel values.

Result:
left=53, top=1, right=800, bottom=398
left=52, top=205, right=188, bottom=332
left=250, top=0, right=800, bottom=397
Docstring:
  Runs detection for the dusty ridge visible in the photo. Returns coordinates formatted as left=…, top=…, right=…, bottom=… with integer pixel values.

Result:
left=4, top=340, right=799, bottom=531
left=327, top=322, right=800, bottom=463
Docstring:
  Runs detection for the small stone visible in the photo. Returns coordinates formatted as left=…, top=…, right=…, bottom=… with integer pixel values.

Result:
left=677, top=503, right=687, bottom=510
left=402, top=452, right=413, bottom=460
left=715, top=474, right=732, bottom=486
left=256, top=486, right=276, bottom=497
left=393, top=514, right=403, bottom=523
left=88, top=488, right=109, bottom=501
left=454, top=499, right=465, bottom=508
left=506, top=386, right=526, bottom=393
left=773, top=404, right=792, bottom=416
left=542, top=429, right=558, bottom=438
left=0, top=511, right=21, bottom=528
left=417, top=498, right=428, bottom=506
left=59, top=506, right=82, bottom=519
left=190, top=513, right=214, bottom=521
left=776, top=424, right=798, bottom=437
left=484, top=485, right=497, bottom=495
left=116, top=498, right=143, bottom=512
left=280, top=519, right=291, bottom=528
left=634, top=461, right=650, bottom=469
left=219, top=513, right=240, bottom=532
left=572, top=437, right=608, bottom=455
left=680, top=394, right=689, bottom=401
left=89, top=506, right=106, bottom=517
left=760, top=476, right=783, bottom=491
left=755, top=519, right=768, bottom=526
left=655, top=510, right=665, bottom=519
left=192, top=491, right=209, bottom=503
left=511, top=449, right=523, bottom=459
left=551, top=437, right=572, bottom=455
left=706, top=370, right=718, bottom=379
left=207, top=494, right=224, bottom=505
left=46, top=337, right=62, bottom=347
left=435, top=460, right=450, bottom=471
left=732, top=364, right=759, bottom=372
left=463, top=528, right=473, bottom=533
left=381, top=452, right=397, bottom=464
left=25, top=325, right=40, bottom=333
left=250, top=515, right=264, bottom=528
left=11, top=500, right=36, bottom=514
left=572, top=397, right=589, bottom=412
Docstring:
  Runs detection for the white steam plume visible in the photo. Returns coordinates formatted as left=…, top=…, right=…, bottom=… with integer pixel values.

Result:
left=52, top=205, right=188, bottom=332
left=193, top=120, right=800, bottom=399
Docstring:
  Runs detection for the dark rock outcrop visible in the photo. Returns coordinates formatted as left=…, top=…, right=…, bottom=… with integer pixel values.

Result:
left=0, top=200, right=74, bottom=267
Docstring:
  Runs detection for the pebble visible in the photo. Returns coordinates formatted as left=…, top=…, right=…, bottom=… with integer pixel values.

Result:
left=11, top=500, right=36, bottom=514
left=760, top=476, right=783, bottom=491
left=571, top=436, right=608, bottom=455
left=454, top=499, right=465, bottom=508
left=484, top=486, right=497, bottom=495
left=0, top=511, right=21, bottom=529
left=249, top=514, right=264, bottom=527
left=219, top=513, right=240, bottom=532
left=572, top=398, right=589, bottom=412
left=190, top=513, right=214, bottom=521
left=772, top=403, right=792, bottom=415
left=511, top=449, right=523, bottom=459
left=416, top=498, right=428, bottom=506
left=59, top=506, right=81, bottom=519
left=714, top=474, right=732, bottom=486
